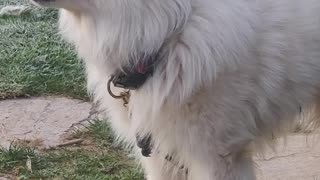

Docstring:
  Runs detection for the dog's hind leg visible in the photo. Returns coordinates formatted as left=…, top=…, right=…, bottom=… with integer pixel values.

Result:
left=188, top=149, right=255, bottom=180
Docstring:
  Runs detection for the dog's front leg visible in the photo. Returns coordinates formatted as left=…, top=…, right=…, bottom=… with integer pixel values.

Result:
left=140, top=154, right=187, bottom=180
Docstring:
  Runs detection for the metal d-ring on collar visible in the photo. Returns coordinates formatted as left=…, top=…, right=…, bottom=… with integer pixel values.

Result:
left=107, top=75, right=130, bottom=107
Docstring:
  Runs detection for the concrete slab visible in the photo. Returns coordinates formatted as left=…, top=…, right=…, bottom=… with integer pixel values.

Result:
left=255, top=134, right=320, bottom=180
left=0, top=97, right=92, bottom=148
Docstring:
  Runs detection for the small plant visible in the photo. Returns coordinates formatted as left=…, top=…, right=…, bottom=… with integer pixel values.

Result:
left=0, top=144, right=36, bottom=170
left=87, top=119, right=115, bottom=142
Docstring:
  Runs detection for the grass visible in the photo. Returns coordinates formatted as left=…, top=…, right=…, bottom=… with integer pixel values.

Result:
left=0, top=0, right=87, bottom=99
left=0, top=1, right=143, bottom=179
left=0, top=120, right=143, bottom=180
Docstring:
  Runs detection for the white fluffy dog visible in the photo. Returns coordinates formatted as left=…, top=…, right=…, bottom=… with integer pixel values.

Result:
left=32, top=0, right=320, bottom=179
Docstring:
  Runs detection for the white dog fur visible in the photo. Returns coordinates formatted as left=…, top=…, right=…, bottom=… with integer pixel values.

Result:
left=32, top=0, right=320, bottom=179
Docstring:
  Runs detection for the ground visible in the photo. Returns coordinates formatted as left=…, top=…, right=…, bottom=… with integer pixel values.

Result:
left=1, top=1, right=320, bottom=180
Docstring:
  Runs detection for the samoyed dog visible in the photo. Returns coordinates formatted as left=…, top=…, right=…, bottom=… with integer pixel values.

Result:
left=31, top=0, right=320, bottom=179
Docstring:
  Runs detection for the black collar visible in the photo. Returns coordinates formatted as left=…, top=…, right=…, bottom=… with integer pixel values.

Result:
left=110, top=59, right=157, bottom=90
left=110, top=45, right=165, bottom=90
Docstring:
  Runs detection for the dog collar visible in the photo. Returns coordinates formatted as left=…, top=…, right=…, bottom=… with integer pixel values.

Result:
left=109, top=41, right=167, bottom=91
left=111, top=60, right=156, bottom=90
left=107, top=49, right=164, bottom=106
left=107, top=53, right=161, bottom=107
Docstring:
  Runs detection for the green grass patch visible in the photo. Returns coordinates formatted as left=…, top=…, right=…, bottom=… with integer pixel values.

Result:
left=0, top=1, right=87, bottom=99
left=72, top=120, right=119, bottom=150
left=0, top=121, right=143, bottom=180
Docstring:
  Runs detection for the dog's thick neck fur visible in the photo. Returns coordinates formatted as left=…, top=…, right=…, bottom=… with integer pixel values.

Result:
left=59, top=0, right=190, bottom=71
left=59, top=0, right=257, bottom=109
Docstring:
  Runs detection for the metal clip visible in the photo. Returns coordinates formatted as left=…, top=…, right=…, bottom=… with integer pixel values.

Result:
left=107, top=75, right=130, bottom=107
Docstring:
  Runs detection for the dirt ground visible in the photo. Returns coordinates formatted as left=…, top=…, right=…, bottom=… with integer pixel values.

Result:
left=0, top=97, right=320, bottom=179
